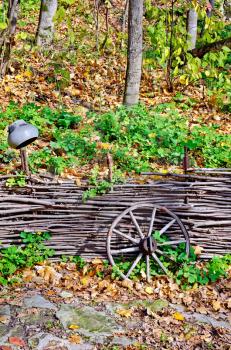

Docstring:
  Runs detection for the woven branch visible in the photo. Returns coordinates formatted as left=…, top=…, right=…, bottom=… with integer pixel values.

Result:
left=0, top=170, right=230, bottom=259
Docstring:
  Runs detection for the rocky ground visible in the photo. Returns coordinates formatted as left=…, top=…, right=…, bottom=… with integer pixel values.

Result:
left=0, top=286, right=230, bottom=350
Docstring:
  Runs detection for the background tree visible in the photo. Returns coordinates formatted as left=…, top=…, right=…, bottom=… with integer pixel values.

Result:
left=223, top=0, right=231, bottom=19
left=0, top=0, right=19, bottom=77
left=36, top=0, right=58, bottom=47
left=123, top=0, right=143, bottom=106
left=187, top=6, right=198, bottom=50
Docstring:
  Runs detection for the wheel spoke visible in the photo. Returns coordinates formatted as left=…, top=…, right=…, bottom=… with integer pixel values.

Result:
left=125, top=253, right=143, bottom=278
left=152, top=252, right=169, bottom=275
left=148, top=208, right=156, bottom=237
left=111, top=246, right=140, bottom=255
left=146, top=255, right=150, bottom=282
left=157, top=239, right=186, bottom=246
left=129, top=211, right=144, bottom=238
left=159, top=219, right=176, bottom=235
left=113, top=228, right=140, bottom=244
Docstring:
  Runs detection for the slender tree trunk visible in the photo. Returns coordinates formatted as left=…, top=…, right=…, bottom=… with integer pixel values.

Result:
left=166, top=0, right=174, bottom=92
left=120, top=0, right=129, bottom=49
left=94, top=0, right=100, bottom=51
left=207, top=0, right=215, bottom=17
left=223, top=0, right=231, bottom=19
left=187, top=7, right=198, bottom=50
left=0, top=0, right=19, bottom=78
left=35, top=0, right=58, bottom=47
left=123, top=0, right=143, bottom=106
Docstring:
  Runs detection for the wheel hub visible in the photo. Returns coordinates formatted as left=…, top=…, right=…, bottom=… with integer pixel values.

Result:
left=139, top=237, right=157, bottom=255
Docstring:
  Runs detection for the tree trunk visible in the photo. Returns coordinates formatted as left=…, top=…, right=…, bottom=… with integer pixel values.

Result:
left=36, top=0, right=58, bottom=47
left=223, top=0, right=231, bottom=19
left=123, top=0, right=143, bottom=106
left=207, top=0, right=215, bottom=17
left=0, top=0, right=19, bottom=78
left=187, top=7, right=198, bottom=50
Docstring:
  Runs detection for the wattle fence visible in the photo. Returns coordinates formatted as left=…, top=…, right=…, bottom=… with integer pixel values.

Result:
left=0, top=170, right=230, bottom=259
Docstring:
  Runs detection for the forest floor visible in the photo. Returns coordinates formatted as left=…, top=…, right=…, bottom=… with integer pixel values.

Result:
left=0, top=2, right=230, bottom=349
left=0, top=263, right=231, bottom=350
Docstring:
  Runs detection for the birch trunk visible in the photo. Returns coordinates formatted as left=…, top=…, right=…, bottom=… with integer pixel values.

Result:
left=187, top=7, right=198, bottom=50
left=123, top=0, right=143, bottom=106
left=36, top=0, right=58, bottom=47
left=0, top=0, right=19, bottom=78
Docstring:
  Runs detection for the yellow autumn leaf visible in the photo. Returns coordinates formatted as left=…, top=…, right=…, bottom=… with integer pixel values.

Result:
left=69, top=324, right=79, bottom=330
left=101, top=143, right=112, bottom=150
left=98, top=280, right=110, bottom=290
left=172, top=312, right=185, bottom=321
left=116, top=308, right=133, bottom=318
left=24, top=70, right=32, bottom=78
left=145, top=286, right=154, bottom=295
left=80, top=276, right=90, bottom=286
left=4, top=86, right=11, bottom=93
left=212, top=300, right=221, bottom=311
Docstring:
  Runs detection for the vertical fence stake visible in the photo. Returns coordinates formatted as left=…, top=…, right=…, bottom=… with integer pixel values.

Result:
left=20, top=148, right=30, bottom=176
left=183, top=147, right=189, bottom=204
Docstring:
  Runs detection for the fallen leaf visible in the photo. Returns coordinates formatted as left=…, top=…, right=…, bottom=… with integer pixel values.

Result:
left=172, top=312, right=185, bottom=321
left=82, top=265, right=88, bottom=275
left=69, top=324, right=79, bottom=330
left=0, top=315, right=10, bottom=324
left=0, top=346, right=13, bottom=350
left=116, top=308, right=133, bottom=318
left=9, top=337, right=26, bottom=346
left=227, top=298, right=231, bottom=308
left=183, top=295, right=193, bottom=305
left=196, top=306, right=208, bottom=314
left=22, top=268, right=36, bottom=282
left=106, top=283, right=118, bottom=296
left=193, top=245, right=203, bottom=255
left=92, top=258, right=103, bottom=265
left=212, top=300, right=221, bottom=311
left=68, top=334, right=82, bottom=344
left=98, top=280, right=110, bottom=290
left=121, top=279, right=133, bottom=290
left=80, top=277, right=90, bottom=286
left=36, top=266, right=62, bottom=285
left=145, top=286, right=154, bottom=295
left=135, top=282, right=142, bottom=291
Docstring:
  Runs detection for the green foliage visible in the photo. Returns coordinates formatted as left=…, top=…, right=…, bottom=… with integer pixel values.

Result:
left=93, top=104, right=231, bottom=169
left=1, top=103, right=230, bottom=176
left=82, top=164, right=125, bottom=201
left=145, top=1, right=231, bottom=109
left=176, top=255, right=231, bottom=289
left=111, top=232, right=231, bottom=288
left=5, top=174, right=26, bottom=187
left=0, top=231, right=54, bottom=285
left=61, top=255, right=86, bottom=268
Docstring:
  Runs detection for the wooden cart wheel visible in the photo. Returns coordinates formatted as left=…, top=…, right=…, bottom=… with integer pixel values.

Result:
left=107, top=203, right=190, bottom=281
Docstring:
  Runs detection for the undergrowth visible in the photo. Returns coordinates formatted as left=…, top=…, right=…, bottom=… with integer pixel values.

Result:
left=0, top=103, right=230, bottom=179
left=0, top=230, right=230, bottom=289
left=111, top=233, right=231, bottom=289
left=0, top=231, right=54, bottom=285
